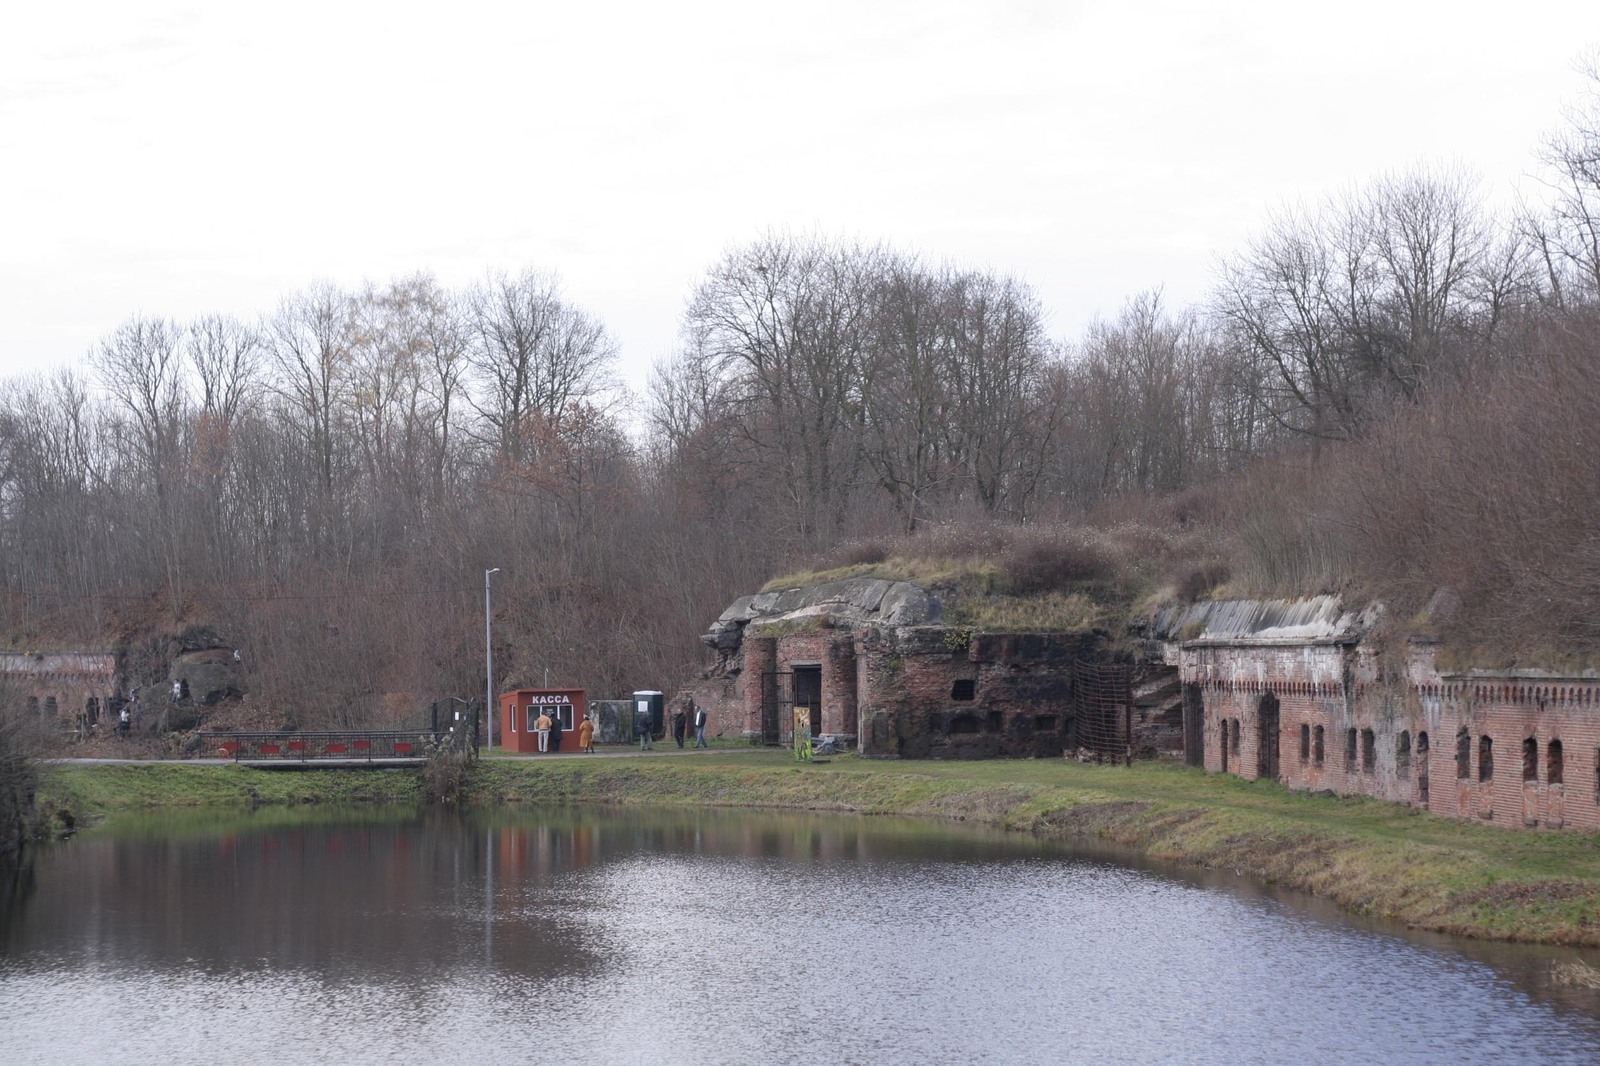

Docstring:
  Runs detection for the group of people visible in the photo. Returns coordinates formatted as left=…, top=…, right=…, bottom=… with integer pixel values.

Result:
left=639, top=700, right=707, bottom=750
left=671, top=703, right=709, bottom=748
left=534, top=710, right=596, bottom=754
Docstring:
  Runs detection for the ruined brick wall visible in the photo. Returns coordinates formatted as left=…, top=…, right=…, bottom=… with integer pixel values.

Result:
left=858, top=628, right=1094, bottom=759
left=680, top=671, right=742, bottom=741
left=0, top=652, right=117, bottom=729
left=766, top=630, right=858, bottom=738
left=740, top=636, right=776, bottom=741
left=1183, top=639, right=1600, bottom=831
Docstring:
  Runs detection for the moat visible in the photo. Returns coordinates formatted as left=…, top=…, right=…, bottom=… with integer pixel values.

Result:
left=4, top=806, right=1600, bottom=1064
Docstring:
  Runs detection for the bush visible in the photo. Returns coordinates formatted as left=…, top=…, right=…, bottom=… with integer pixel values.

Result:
left=0, top=713, right=41, bottom=856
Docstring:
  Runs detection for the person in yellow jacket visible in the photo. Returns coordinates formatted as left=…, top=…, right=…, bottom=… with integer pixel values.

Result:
left=535, top=710, right=552, bottom=752
left=578, top=715, right=595, bottom=753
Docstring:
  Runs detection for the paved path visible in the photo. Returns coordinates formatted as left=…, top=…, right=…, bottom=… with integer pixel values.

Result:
left=47, top=746, right=772, bottom=766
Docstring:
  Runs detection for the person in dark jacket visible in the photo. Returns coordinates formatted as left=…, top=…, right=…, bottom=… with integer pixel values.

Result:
left=549, top=711, right=564, bottom=753
left=672, top=707, right=687, bottom=748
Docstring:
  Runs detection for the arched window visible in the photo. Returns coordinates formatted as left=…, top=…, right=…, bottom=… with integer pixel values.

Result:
left=1456, top=729, right=1471, bottom=779
left=1299, top=723, right=1311, bottom=763
left=1361, top=729, right=1376, bottom=773
left=1313, top=726, right=1325, bottom=766
left=1478, top=736, right=1494, bottom=782
left=1548, top=740, right=1563, bottom=786
left=1397, top=731, right=1412, bottom=779
left=1523, top=737, right=1538, bottom=783
left=1220, top=721, right=1229, bottom=771
left=1230, top=719, right=1240, bottom=756
left=1345, top=728, right=1358, bottom=770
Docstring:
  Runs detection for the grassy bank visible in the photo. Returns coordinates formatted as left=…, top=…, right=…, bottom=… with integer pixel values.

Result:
left=37, top=762, right=422, bottom=826
left=38, top=752, right=1600, bottom=946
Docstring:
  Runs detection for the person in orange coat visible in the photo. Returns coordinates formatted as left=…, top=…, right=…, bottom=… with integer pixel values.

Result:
left=578, top=715, right=595, bottom=753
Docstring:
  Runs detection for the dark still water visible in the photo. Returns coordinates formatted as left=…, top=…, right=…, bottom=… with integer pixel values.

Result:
left=4, top=807, right=1600, bottom=1066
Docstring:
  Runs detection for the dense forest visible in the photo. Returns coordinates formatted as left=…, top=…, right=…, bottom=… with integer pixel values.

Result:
left=4, top=70, right=1600, bottom=730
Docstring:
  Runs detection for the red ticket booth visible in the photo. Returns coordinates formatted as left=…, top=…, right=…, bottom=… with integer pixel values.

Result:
left=500, top=688, right=587, bottom=754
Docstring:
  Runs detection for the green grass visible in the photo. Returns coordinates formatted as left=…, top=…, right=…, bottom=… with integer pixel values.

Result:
left=37, top=762, right=422, bottom=827
left=35, top=753, right=1600, bottom=945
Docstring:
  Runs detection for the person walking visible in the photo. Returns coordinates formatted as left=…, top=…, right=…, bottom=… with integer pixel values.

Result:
left=672, top=706, right=687, bottom=749
left=578, top=714, right=595, bottom=753
left=535, top=709, right=552, bottom=753
left=637, top=705, right=654, bottom=750
left=693, top=703, right=709, bottom=748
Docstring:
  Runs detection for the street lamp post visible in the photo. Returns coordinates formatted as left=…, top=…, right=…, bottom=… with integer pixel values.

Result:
left=485, top=568, right=500, bottom=749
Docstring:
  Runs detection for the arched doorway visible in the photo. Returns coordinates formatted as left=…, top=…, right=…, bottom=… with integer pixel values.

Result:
left=1256, top=693, right=1280, bottom=782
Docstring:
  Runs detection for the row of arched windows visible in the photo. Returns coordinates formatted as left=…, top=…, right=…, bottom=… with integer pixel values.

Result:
left=1454, top=730, right=1568, bottom=786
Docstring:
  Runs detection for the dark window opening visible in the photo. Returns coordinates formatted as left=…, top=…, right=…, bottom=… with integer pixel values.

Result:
left=1456, top=729, right=1471, bottom=779
left=1345, top=728, right=1358, bottom=770
left=1033, top=715, right=1058, bottom=731
left=1549, top=739, right=1563, bottom=786
left=1299, top=724, right=1310, bottom=763
left=1361, top=728, right=1376, bottom=773
left=1417, top=731, right=1430, bottom=806
left=1523, top=737, right=1538, bottom=783
left=985, top=711, right=1004, bottom=733
left=1397, top=731, right=1412, bottom=779
left=44, top=696, right=58, bottom=716
left=27, top=696, right=39, bottom=715
left=1230, top=719, right=1240, bottom=756
left=951, top=679, right=976, bottom=701
left=1478, top=736, right=1494, bottom=782
left=1313, top=725, right=1325, bottom=766
left=948, top=714, right=979, bottom=735
left=1220, top=722, right=1229, bottom=771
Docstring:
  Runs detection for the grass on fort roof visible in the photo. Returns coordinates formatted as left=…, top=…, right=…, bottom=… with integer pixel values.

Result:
left=758, top=560, right=1121, bottom=635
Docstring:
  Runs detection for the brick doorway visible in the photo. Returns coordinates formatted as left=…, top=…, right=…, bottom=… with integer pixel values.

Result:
left=1257, top=693, right=1281, bottom=781
left=794, top=665, right=822, bottom=737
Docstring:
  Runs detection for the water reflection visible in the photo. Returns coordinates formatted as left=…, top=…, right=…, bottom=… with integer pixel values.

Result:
left=3, top=805, right=1600, bottom=1065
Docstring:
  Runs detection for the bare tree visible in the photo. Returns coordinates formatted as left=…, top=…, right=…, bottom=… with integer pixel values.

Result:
left=684, top=235, right=879, bottom=543
left=467, top=269, right=619, bottom=468
left=1533, top=55, right=1600, bottom=303
left=89, top=315, right=188, bottom=498
left=265, top=283, right=356, bottom=498
left=1361, top=167, right=1491, bottom=397
left=186, top=314, right=261, bottom=479
left=941, top=269, right=1055, bottom=517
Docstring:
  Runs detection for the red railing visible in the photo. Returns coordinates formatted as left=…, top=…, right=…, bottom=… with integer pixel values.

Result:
left=201, top=730, right=439, bottom=762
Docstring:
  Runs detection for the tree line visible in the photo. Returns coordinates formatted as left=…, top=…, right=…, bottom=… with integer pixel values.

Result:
left=3, top=65, right=1599, bottom=725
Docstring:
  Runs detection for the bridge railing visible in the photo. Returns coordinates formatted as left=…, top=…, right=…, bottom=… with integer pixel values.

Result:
left=199, top=730, right=443, bottom=761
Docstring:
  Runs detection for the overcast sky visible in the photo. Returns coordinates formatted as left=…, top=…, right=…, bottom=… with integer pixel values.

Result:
left=2, top=1, right=1595, bottom=394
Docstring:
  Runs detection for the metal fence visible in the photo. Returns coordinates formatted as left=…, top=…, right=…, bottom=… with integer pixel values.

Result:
left=199, top=729, right=445, bottom=762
